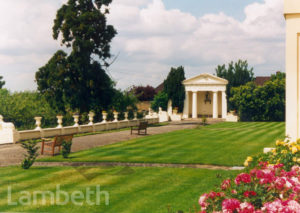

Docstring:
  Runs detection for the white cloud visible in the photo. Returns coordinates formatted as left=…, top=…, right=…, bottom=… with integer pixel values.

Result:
left=0, top=0, right=285, bottom=91
left=108, top=0, right=285, bottom=88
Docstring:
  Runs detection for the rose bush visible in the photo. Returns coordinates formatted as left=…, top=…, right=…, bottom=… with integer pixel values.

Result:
left=198, top=164, right=300, bottom=212
left=244, top=139, right=300, bottom=171
left=198, top=139, right=300, bottom=213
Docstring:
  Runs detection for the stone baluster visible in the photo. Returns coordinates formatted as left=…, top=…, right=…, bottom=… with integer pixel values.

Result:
left=134, top=112, right=138, bottom=120
left=88, top=112, right=95, bottom=125
left=102, top=111, right=107, bottom=123
left=56, top=115, right=63, bottom=128
left=124, top=112, right=129, bottom=121
left=73, top=114, right=79, bottom=127
left=34, top=116, right=42, bottom=130
left=113, top=111, right=118, bottom=122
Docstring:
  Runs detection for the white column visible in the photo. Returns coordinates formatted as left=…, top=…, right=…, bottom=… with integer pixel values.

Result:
left=222, top=91, right=227, bottom=119
left=213, top=91, right=218, bottom=119
left=284, top=1, right=300, bottom=141
left=192, top=92, right=198, bottom=119
left=183, top=91, right=190, bottom=118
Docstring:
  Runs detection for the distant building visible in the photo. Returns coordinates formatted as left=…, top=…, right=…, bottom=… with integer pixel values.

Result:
left=254, top=76, right=271, bottom=86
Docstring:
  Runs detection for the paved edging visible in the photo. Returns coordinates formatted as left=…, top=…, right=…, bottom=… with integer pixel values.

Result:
left=33, top=161, right=244, bottom=171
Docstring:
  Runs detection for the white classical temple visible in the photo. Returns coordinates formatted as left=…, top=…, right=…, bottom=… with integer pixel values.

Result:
left=182, top=73, right=228, bottom=119
left=285, top=0, right=300, bottom=141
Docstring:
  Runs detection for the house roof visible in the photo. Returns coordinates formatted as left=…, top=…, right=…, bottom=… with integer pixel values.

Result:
left=182, top=73, right=228, bottom=85
left=254, top=77, right=271, bottom=86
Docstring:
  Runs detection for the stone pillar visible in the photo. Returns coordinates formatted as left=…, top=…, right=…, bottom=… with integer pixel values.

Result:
left=183, top=91, right=190, bottom=119
left=222, top=91, right=227, bottom=119
left=284, top=0, right=300, bottom=140
left=192, top=91, right=198, bottom=119
left=213, top=91, right=218, bottom=119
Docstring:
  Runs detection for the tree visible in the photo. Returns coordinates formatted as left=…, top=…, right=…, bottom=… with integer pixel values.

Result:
left=0, top=75, right=5, bottom=89
left=163, top=66, right=186, bottom=112
left=230, top=73, right=285, bottom=121
left=151, top=91, right=168, bottom=112
left=110, top=89, right=138, bottom=112
left=215, top=60, right=254, bottom=110
left=36, top=0, right=117, bottom=113
left=131, top=85, right=157, bottom=101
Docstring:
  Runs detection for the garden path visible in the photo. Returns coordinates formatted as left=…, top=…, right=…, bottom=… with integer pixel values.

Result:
left=0, top=121, right=203, bottom=167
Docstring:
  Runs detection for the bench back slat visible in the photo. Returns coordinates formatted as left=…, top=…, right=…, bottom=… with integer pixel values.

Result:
left=139, top=122, right=148, bottom=129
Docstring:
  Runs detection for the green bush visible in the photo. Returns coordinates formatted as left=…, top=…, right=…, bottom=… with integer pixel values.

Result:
left=244, top=139, right=300, bottom=171
left=151, top=91, right=168, bottom=112
left=21, top=140, right=39, bottom=169
left=230, top=76, right=285, bottom=121
left=0, top=89, right=57, bottom=130
left=61, top=140, right=72, bottom=158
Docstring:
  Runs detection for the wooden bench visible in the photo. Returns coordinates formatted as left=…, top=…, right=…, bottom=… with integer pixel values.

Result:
left=131, top=121, right=148, bottom=135
left=41, top=134, right=73, bottom=156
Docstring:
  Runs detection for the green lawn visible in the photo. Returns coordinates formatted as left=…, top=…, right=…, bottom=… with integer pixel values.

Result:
left=0, top=166, right=238, bottom=213
left=40, top=122, right=285, bottom=166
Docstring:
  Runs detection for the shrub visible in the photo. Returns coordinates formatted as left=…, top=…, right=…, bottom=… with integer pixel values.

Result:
left=198, top=164, right=300, bottom=212
left=151, top=91, right=168, bottom=112
left=230, top=76, right=285, bottom=122
left=244, top=139, right=300, bottom=171
left=197, top=139, right=300, bottom=212
left=61, top=140, right=72, bottom=158
left=21, top=140, right=39, bottom=169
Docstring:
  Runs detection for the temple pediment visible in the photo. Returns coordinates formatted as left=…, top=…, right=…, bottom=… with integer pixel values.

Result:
left=183, top=73, right=228, bottom=85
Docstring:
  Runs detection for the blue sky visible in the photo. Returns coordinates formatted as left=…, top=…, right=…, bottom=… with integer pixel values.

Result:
left=164, top=0, right=264, bottom=20
left=0, top=0, right=285, bottom=91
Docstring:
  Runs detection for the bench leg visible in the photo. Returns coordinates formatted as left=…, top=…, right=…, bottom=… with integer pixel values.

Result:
left=52, top=146, right=55, bottom=156
left=41, top=142, right=44, bottom=155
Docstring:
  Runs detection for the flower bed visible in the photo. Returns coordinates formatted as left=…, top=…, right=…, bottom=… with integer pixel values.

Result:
left=198, top=139, right=300, bottom=212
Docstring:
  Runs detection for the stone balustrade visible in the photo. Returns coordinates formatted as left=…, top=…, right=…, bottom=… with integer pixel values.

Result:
left=0, top=112, right=159, bottom=144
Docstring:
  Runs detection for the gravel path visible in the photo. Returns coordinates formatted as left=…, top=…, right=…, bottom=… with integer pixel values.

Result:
left=0, top=122, right=199, bottom=167
left=33, top=161, right=244, bottom=171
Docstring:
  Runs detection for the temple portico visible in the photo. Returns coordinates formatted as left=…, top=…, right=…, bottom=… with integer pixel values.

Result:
left=182, top=73, right=228, bottom=119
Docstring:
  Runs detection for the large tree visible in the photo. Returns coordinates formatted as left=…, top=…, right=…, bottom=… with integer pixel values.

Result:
left=36, top=0, right=117, bottom=113
left=215, top=60, right=254, bottom=111
left=163, top=66, right=186, bottom=112
left=0, top=75, right=5, bottom=89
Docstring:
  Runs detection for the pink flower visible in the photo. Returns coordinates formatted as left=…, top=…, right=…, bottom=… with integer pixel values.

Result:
left=243, top=191, right=257, bottom=198
left=222, top=198, right=240, bottom=213
left=239, top=202, right=255, bottom=213
left=235, top=173, right=251, bottom=185
left=198, top=193, right=208, bottom=208
left=221, top=179, right=231, bottom=190
left=274, top=177, right=286, bottom=190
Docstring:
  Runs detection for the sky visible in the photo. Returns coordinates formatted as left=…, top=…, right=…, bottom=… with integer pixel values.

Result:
left=0, top=0, right=285, bottom=91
